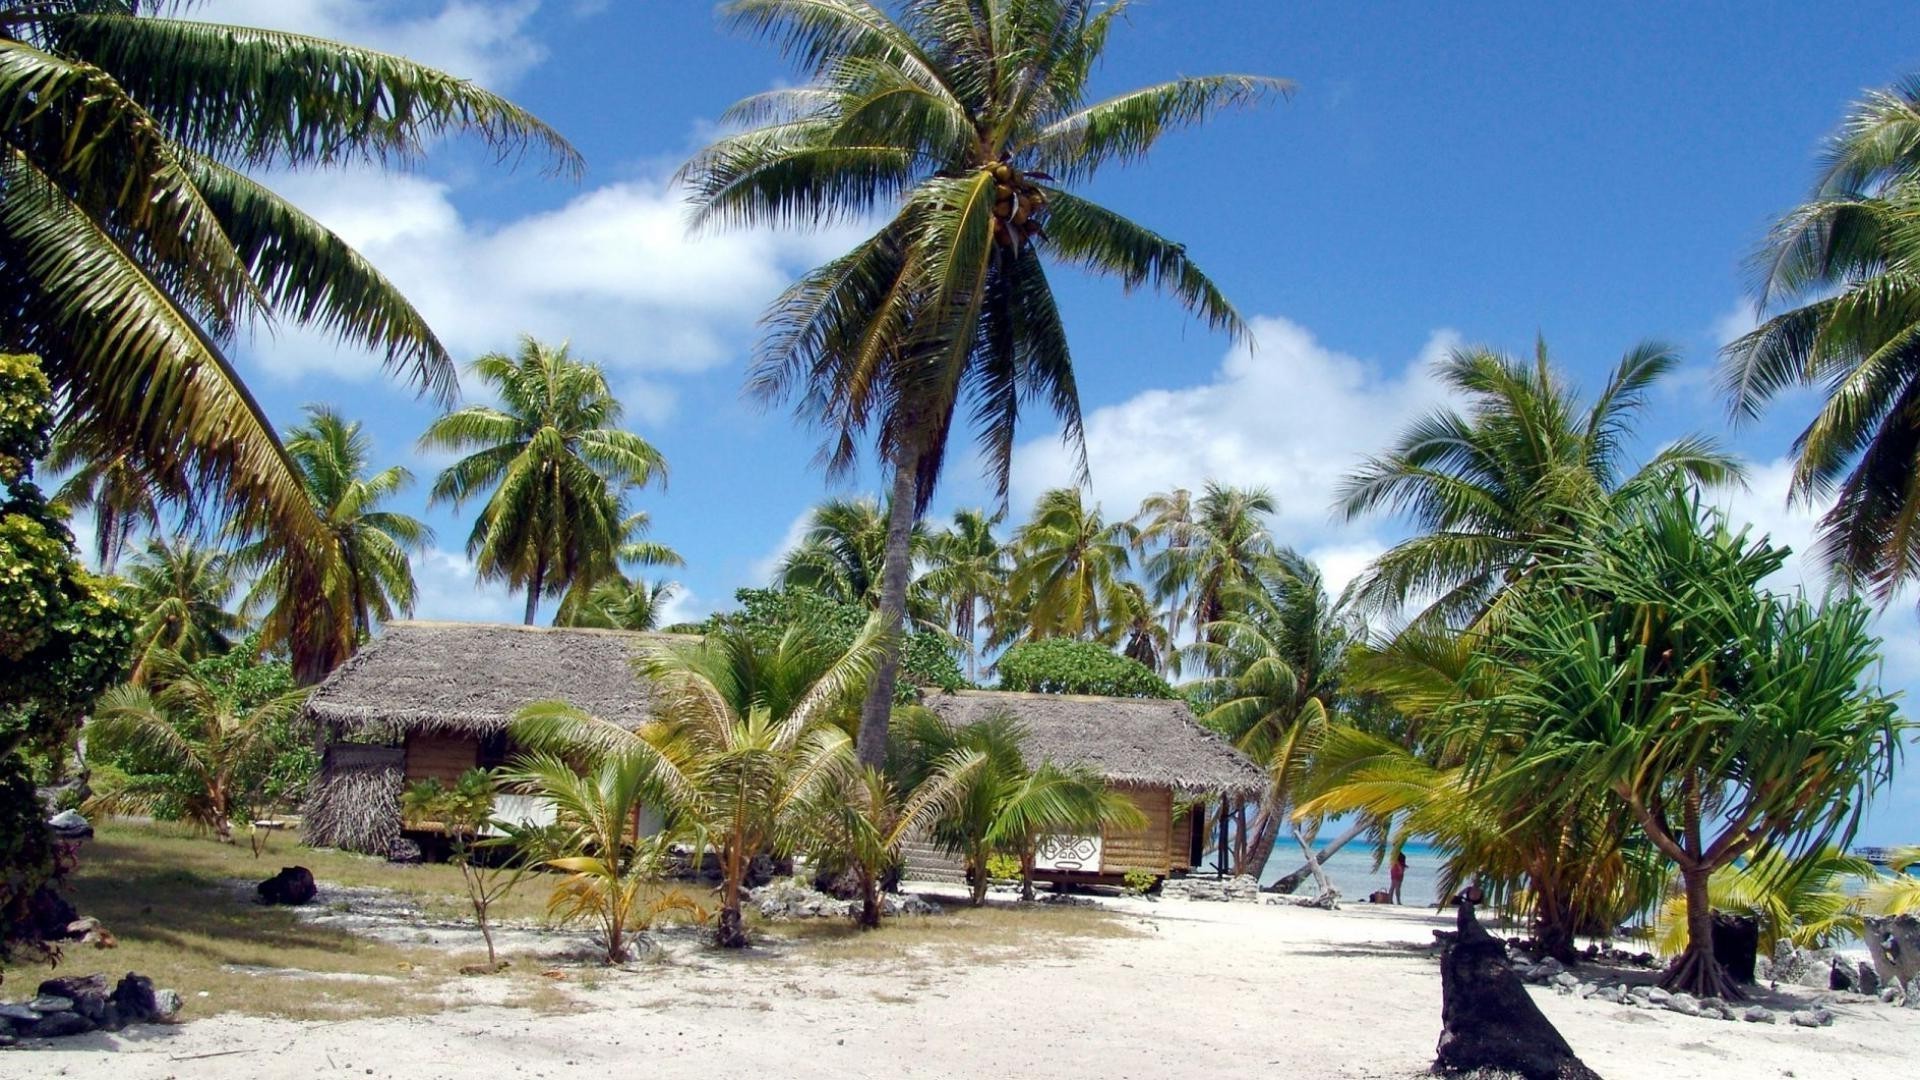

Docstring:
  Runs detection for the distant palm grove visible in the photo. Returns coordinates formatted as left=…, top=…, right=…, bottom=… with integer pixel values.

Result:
left=3, top=0, right=1919, bottom=1006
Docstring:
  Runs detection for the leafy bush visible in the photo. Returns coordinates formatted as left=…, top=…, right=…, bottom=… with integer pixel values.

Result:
left=1123, top=867, right=1160, bottom=895
left=995, top=638, right=1175, bottom=699
left=704, top=587, right=966, bottom=700
left=985, top=853, right=1021, bottom=881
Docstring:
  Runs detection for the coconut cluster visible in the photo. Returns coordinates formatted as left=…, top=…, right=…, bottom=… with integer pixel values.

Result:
left=987, top=161, right=1048, bottom=250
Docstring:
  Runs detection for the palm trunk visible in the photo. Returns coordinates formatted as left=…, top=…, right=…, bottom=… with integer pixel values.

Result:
left=717, top=843, right=748, bottom=948
left=857, top=865, right=882, bottom=929
left=1019, top=848, right=1037, bottom=902
left=1292, top=822, right=1334, bottom=898
left=1236, top=800, right=1283, bottom=878
left=523, top=552, right=547, bottom=626
left=1266, top=818, right=1369, bottom=894
left=856, top=453, right=919, bottom=768
left=970, top=842, right=990, bottom=906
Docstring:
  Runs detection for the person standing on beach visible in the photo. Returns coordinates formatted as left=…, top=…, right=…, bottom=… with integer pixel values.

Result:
left=1388, top=851, right=1408, bottom=904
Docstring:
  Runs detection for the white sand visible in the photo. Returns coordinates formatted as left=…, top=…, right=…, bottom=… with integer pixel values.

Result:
left=8, top=891, right=1915, bottom=1079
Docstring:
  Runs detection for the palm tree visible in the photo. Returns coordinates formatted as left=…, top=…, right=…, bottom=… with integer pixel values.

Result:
left=1339, top=341, right=1742, bottom=628
left=0, top=4, right=576, bottom=645
left=1468, top=489, right=1905, bottom=996
left=682, top=0, right=1281, bottom=766
left=1652, top=848, right=1873, bottom=958
left=1003, top=487, right=1136, bottom=642
left=46, top=429, right=163, bottom=575
left=86, top=650, right=309, bottom=842
left=555, top=576, right=680, bottom=632
left=1104, top=581, right=1176, bottom=677
left=921, top=508, right=1008, bottom=677
left=1192, top=550, right=1353, bottom=879
left=804, top=759, right=979, bottom=928
left=775, top=496, right=928, bottom=609
left=421, top=337, right=668, bottom=625
left=1139, top=481, right=1277, bottom=657
left=237, top=407, right=429, bottom=681
left=515, top=621, right=881, bottom=948
left=119, top=534, right=245, bottom=682
left=1723, top=78, right=1920, bottom=598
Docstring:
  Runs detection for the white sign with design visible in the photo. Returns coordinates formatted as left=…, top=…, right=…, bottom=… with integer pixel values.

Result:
left=1034, top=833, right=1102, bottom=872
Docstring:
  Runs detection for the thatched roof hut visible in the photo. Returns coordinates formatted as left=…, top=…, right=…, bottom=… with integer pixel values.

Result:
left=307, top=620, right=685, bottom=738
left=921, top=689, right=1265, bottom=797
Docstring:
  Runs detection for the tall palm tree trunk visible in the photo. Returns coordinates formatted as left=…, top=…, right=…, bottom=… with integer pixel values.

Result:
left=524, top=552, right=547, bottom=626
left=857, top=452, right=920, bottom=768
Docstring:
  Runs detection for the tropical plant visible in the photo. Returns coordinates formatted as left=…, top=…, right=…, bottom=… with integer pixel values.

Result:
left=401, top=768, right=533, bottom=969
left=1651, top=848, right=1873, bottom=957
left=1865, top=846, right=1920, bottom=916
left=683, top=0, right=1279, bottom=766
left=1191, top=550, right=1354, bottom=878
left=777, top=497, right=928, bottom=608
left=119, top=534, right=245, bottom=682
left=1104, top=580, right=1176, bottom=677
left=1723, top=77, right=1920, bottom=598
left=46, top=429, right=163, bottom=575
left=994, top=637, right=1173, bottom=699
left=86, top=650, right=310, bottom=842
left=421, top=337, right=668, bottom=625
left=1340, top=341, right=1742, bottom=628
left=516, top=621, right=881, bottom=948
left=702, top=587, right=966, bottom=700
left=501, top=750, right=706, bottom=964
left=1465, top=488, right=1905, bottom=996
left=1003, top=487, right=1137, bottom=642
left=236, top=407, right=429, bottom=681
left=1138, top=482, right=1277, bottom=656
left=904, top=708, right=1143, bottom=903
left=803, top=757, right=978, bottom=927
left=556, top=576, right=681, bottom=632
left=922, top=508, right=1008, bottom=677
left=0, top=2, right=575, bottom=672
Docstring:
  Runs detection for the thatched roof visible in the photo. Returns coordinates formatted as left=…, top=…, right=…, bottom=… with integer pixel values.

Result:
left=306, top=621, right=683, bottom=735
left=921, top=689, right=1266, bottom=796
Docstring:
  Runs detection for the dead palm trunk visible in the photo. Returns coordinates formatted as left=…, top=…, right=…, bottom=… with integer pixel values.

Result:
left=1265, top=817, right=1369, bottom=894
left=856, top=450, right=920, bottom=768
left=1292, top=821, right=1334, bottom=898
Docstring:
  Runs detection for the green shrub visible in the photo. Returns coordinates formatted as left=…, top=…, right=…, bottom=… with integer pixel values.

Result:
left=1122, top=867, right=1159, bottom=895
left=705, top=587, right=967, bottom=700
left=995, top=638, right=1175, bottom=699
left=985, top=853, right=1021, bottom=881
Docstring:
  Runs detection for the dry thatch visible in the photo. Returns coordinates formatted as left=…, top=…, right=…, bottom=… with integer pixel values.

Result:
left=305, top=620, right=686, bottom=737
left=304, top=744, right=403, bottom=855
left=921, top=689, right=1266, bottom=797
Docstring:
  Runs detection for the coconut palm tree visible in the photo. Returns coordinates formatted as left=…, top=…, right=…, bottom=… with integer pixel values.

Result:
left=515, top=621, right=882, bottom=949
left=555, top=576, right=680, bottom=632
left=921, top=508, right=1008, bottom=677
left=1723, top=78, right=1920, bottom=599
left=1140, top=482, right=1277, bottom=658
left=1339, top=341, right=1742, bottom=628
left=87, top=650, right=309, bottom=841
left=119, top=534, right=245, bottom=682
left=1003, top=487, right=1136, bottom=643
left=0, top=3, right=576, bottom=643
left=682, top=0, right=1282, bottom=766
left=1104, top=581, right=1176, bottom=677
left=1467, top=488, right=1905, bottom=996
left=46, top=428, right=163, bottom=575
left=1652, top=848, right=1873, bottom=958
left=776, top=496, right=929, bottom=609
left=803, top=758, right=980, bottom=928
left=421, top=337, right=668, bottom=625
left=237, top=407, right=429, bottom=681
left=1191, top=550, right=1353, bottom=879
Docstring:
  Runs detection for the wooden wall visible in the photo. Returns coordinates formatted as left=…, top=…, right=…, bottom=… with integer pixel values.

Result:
left=1100, top=783, right=1173, bottom=874
left=404, top=731, right=479, bottom=785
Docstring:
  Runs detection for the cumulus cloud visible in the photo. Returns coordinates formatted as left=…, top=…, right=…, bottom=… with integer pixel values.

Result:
left=1012, top=315, right=1460, bottom=535
left=188, top=0, right=547, bottom=88
left=240, top=169, right=867, bottom=404
left=408, top=546, right=520, bottom=623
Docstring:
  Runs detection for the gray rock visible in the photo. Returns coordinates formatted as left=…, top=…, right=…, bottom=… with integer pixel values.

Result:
left=0, top=1003, right=38, bottom=1023
left=24, top=1010, right=94, bottom=1038
left=1575, top=982, right=1598, bottom=999
left=1879, top=985, right=1904, bottom=1005
left=1665, top=992, right=1702, bottom=1017
left=1857, top=961, right=1880, bottom=996
left=1551, top=970, right=1580, bottom=988
left=0, top=1031, right=14, bottom=1047
left=1645, top=986, right=1671, bottom=1006
left=1742, top=1006, right=1777, bottom=1024
left=1592, top=984, right=1627, bottom=1004
left=1907, top=976, right=1920, bottom=1009
left=1788, top=1008, right=1834, bottom=1028
left=26, top=995, right=72, bottom=1014
left=153, top=988, right=181, bottom=1020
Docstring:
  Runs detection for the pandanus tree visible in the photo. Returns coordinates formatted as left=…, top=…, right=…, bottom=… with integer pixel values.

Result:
left=682, top=0, right=1281, bottom=766
left=422, top=338, right=668, bottom=625
left=1340, top=342, right=1741, bottom=629
left=1724, top=76, right=1920, bottom=599
left=0, top=2, right=576, bottom=680
left=238, top=407, right=429, bottom=680
left=1464, top=488, right=1905, bottom=996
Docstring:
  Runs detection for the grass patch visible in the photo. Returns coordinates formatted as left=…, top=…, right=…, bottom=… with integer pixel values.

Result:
left=3, top=819, right=565, bottom=1020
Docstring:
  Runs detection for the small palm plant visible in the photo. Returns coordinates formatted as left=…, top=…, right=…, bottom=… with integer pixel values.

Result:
left=805, top=758, right=982, bottom=929
left=86, top=652, right=308, bottom=842
left=1865, top=847, right=1920, bottom=917
left=401, top=769, right=532, bottom=971
left=500, top=750, right=706, bottom=965
left=1651, top=848, right=1873, bottom=958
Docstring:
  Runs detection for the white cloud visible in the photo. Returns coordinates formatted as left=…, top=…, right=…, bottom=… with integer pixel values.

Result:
left=241, top=169, right=867, bottom=410
left=1712, top=297, right=1763, bottom=347
left=748, top=512, right=814, bottom=587
left=188, top=0, right=547, bottom=88
left=409, top=546, right=520, bottom=623
left=1012, top=316, right=1459, bottom=536
left=1305, top=539, right=1387, bottom=603
left=1711, top=456, right=1828, bottom=593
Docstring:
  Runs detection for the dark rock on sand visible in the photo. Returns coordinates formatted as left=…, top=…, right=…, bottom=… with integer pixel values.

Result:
left=256, top=865, right=318, bottom=906
left=1711, top=913, right=1759, bottom=985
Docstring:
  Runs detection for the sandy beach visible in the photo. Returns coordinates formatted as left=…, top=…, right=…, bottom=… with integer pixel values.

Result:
left=9, top=887, right=1914, bottom=1080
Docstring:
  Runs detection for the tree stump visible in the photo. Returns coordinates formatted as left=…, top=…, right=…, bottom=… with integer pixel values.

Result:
left=1710, top=913, right=1759, bottom=985
left=256, top=866, right=317, bottom=906
left=1435, top=901, right=1602, bottom=1080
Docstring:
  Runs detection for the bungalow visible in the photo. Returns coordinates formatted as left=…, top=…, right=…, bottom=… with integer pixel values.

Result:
left=302, top=620, right=684, bottom=854
left=908, top=689, right=1267, bottom=885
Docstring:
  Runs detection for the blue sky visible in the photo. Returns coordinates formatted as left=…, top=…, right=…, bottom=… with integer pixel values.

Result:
left=178, top=1, right=1917, bottom=841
